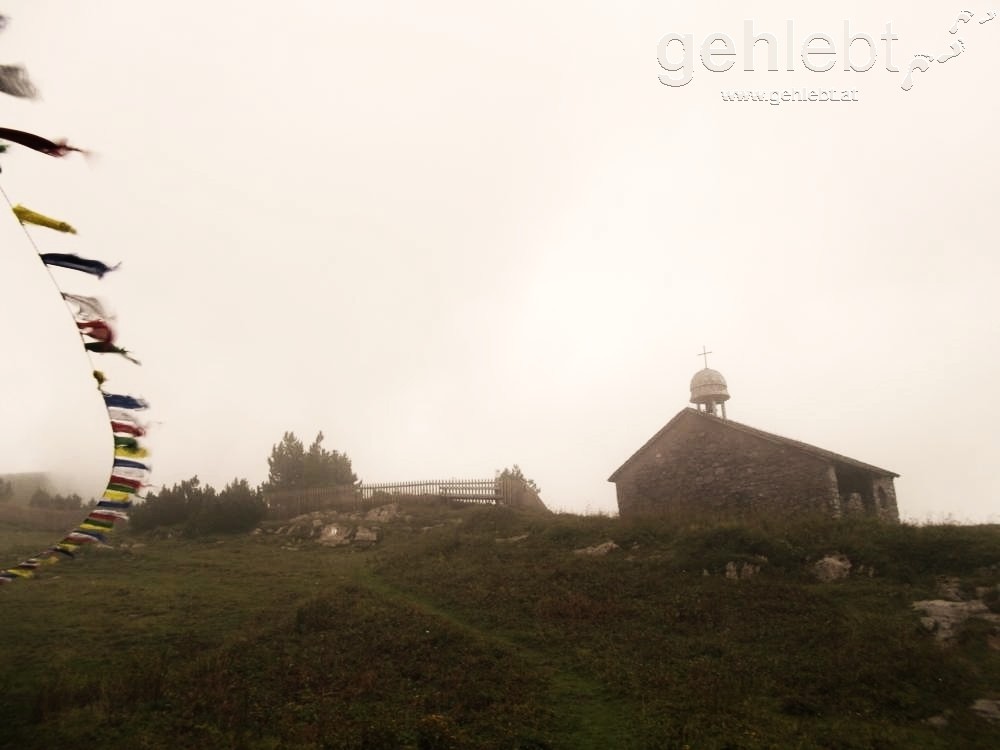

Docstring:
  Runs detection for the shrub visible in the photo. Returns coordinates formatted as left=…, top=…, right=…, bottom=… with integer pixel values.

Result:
left=131, top=476, right=265, bottom=535
left=187, top=479, right=267, bottom=535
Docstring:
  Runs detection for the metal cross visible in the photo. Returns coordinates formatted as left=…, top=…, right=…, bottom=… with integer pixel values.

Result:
left=698, top=345, right=712, bottom=368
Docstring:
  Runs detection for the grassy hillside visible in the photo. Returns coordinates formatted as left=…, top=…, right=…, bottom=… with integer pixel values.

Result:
left=0, top=503, right=998, bottom=749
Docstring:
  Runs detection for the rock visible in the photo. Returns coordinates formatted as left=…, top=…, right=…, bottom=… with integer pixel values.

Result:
left=971, top=698, right=1000, bottom=724
left=925, top=714, right=949, bottom=728
left=911, top=599, right=1000, bottom=641
left=318, top=523, right=351, bottom=546
left=353, top=526, right=380, bottom=544
left=813, top=554, right=852, bottom=582
left=936, top=576, right=964, bottom=602
left=365, top=503, right=404, bottom=523
left=574, top=541, right=619, bottom=556
left=725, top=561, right=761, bottom=580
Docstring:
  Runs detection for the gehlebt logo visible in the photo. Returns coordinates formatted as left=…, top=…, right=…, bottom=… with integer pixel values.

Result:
left=657, top=9, right=997, bottom=95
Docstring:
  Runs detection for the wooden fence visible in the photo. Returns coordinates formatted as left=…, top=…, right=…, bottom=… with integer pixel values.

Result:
left=265, top=479, right=512, bottom=520
left=359, top=478, right=513, bottom=505
left=263, top=478, right=537, bottom=520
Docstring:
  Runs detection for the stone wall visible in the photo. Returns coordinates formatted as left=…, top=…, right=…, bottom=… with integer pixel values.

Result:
left=830, top=472, right=899, bottom=522
left=614, top=411, right=839, bottom=520
left=871, top=476, right=900, bottom=522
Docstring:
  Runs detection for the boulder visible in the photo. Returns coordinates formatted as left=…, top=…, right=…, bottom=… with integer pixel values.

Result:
left=574, top=541, right=619, bottom=556
left=971, top=698, right=1000, bottom=724
left=318, top=523, right=351, bottom=546
left=936, top=576, right=964, bottom=602
left=725, top=561, right=761, bottom=580
left=813, top=554, right=852, bottom=582
left=912, top=599, right=1000, bottom=641
left=353, top=526, right=380, bottom=544
left=364, top=503, right=404, bottom=523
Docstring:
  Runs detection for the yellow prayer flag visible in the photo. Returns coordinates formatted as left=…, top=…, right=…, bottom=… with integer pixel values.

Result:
left=78, top=522, right=113, bottom=533
left=12, top=204, right=77, bottom=234
left=114, top=446, right=149, bottom=459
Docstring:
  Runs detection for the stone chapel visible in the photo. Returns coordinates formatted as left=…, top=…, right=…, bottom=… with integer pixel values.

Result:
left=608, top=361, right=899, bottom=521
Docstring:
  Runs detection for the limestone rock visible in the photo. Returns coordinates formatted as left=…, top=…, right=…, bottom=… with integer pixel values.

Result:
left=353, top=526, right=380, bottom=544
left=911, top=599, right=1000, bottom=641
left=574, top=541, right=619, bottom=556
left=919, top=617, right=938, bottom=634
left=318, top=523, right=351, bottom=546
left=924, top=714, right=950, bottom=728
left=813, top=554, right=852, bottom=582
left=971, top=698, right=1000, bottom=724
left=725, top=561, right=761, bottom=580
left=936, top=576, right=964, bottom=602
left=364, top=503, right=404, bottom=523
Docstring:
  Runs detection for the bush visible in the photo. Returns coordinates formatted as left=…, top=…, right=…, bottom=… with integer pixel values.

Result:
left=131, top=476, right=265, bottom=535
left=187, top=479, right=267, bottom=535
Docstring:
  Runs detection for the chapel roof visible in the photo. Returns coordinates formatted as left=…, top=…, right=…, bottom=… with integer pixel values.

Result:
left=608, top=408, right=899, bottom=482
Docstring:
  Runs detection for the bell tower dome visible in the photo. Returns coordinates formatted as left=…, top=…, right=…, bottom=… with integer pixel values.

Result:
left=690, top=346, right=730, bottom=419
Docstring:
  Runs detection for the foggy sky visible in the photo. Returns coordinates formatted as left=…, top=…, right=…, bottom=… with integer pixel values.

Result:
left=1, top=1, right=997, bottom=521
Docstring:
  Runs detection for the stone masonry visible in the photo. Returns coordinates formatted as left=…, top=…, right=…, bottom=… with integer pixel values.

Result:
left=610, top=408, right=899, bottom=522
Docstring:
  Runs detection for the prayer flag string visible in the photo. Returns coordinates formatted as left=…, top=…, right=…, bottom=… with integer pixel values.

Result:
left=0, top=14, right=151, bottom=586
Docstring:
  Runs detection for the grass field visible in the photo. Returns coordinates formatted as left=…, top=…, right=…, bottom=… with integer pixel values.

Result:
left=1, top=503, right=998, bottom=749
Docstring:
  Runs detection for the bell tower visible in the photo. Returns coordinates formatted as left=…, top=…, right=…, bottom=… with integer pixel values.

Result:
left=689, top=346, right=730, bottom=419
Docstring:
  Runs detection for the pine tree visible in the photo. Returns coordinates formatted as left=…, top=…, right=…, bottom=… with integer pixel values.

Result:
left=265, top=432, right=307, bottom=491
left=266, top=431, right=356, bottom=491
left=496, top=465, right=540, bottom=493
